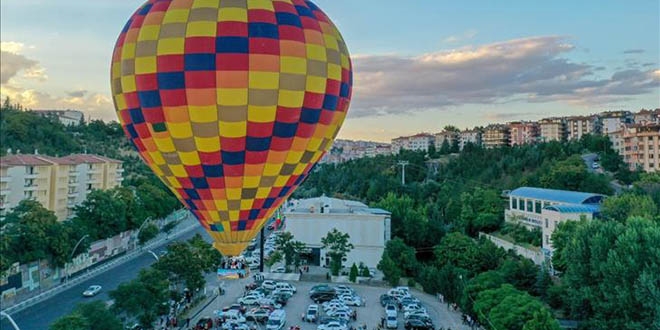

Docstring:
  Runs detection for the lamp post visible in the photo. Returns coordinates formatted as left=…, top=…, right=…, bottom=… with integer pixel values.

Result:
left=133, top=217, right=153, bottom=249
left=66, top=234, right=89, bottom=283
left=0, top=311, right=21, bottom=330
left=147, top=250, right=159, bottom=261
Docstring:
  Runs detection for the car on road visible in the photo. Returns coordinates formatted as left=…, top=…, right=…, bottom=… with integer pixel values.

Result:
left=82, top=285, right=102, bottom=297
left=303, top=304, right=319, bottom=323
left=272, top=266, right=286, bottom=273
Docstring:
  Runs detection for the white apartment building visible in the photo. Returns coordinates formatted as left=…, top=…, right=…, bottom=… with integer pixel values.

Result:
left=283, top=196, right=391, bottom=269
left=565, top=116, right=600, bottom=140
left=0, top=154, right=123, bottom=221
left=434, top=131, right=459, bottom=150
left=391, top=133, right=435, bottom=153
left=459, top=130, right=482, bottom=150
left=601, top=111, right=633, bottom=135
left=539, top=118, right=566, bottom=142
left=36, top=110, right=85, bottom=126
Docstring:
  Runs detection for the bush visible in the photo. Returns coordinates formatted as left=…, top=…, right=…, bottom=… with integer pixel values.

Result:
left=407, top=278, right=416, bottom=288
left=349, top=263, right=358, bottom=282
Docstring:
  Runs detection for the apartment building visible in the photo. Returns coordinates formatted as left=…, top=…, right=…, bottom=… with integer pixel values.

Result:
left=391, top=133, right=435, bottom=153
left=565, top=116, right=600, bottom=140
left=508, top=121, right=539, bottom=146
left=434, top=130, right=459, bottom=150
left=621, top=124, right=660, bottom=172
left=634, top=109, right=660, bottom=125
left=539, top=118, right=566, bottom=142
left=36, top=110, right=85, bottom=126
left=0, top=154, right=123, bottom=221
left=483, top=124, right=510, bottom=148
left=601, top=110, right=633, bottom=135
left=459, top=129, right=482, bottom=150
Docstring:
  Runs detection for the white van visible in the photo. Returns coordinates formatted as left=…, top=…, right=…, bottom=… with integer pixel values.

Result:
left=266, top=309, right=286, bottom=330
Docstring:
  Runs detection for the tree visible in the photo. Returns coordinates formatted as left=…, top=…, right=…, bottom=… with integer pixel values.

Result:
left=73, top=189, right=127, bottom=240
left=381, top=238, right=418, bottom=276
left=75, top=301, right=122, bottom=330
left=274, top=232, right=307, bottom=271
left=349, top=263, right=358, bottom=282
left=138, top=223, right=159, bottom=245
left=522, top=309, right=561, bottom=330
left=378, top=254, right=401, bottom=286
left=110, top=268, right=169, bottom=328
left=50, top=313, right=89, bottom=330
left=266, top=251, right=282, bottom=268
left=601, top=193, right=657, bottom=222
left=321, top=228, right=354, bottom=276
left=153, top=241, right=205, bottom=291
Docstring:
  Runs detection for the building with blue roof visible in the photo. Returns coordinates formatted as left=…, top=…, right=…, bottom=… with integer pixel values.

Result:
left=504, top=186, right=605, bottom=262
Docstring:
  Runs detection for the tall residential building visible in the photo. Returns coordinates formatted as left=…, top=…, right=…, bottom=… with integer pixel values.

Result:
left=565, top=116, right=600, bottom=140
left=0, top=154, right=123, bottom=221
left=459, top=129, right=482, bottom=150
left=391, top=133, right=434, bottom=153
left=434, top=130, right=459, bottom=150
left=508, top=121, right=539, bottom=146
left=609, top=130, right=625, bottom=156
left=539, top=117, right=566, bottom=142
left=483, top=124, right=510, bottom=148
left=600, top=110, right=633, bottom=135
left=634, top=109, right=660, bottom=125
left=621, top=124, right=660, bottom=172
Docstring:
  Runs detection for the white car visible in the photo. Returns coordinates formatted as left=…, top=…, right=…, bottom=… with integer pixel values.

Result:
left=403, top=306, right=427, bottom=319
left=303, top=304, right=319, bottom=323
left=238, top=295, right=262, bottom=306
left=272, top=266, right=286, bottom=273
left=318, top=321, right=347, bottom=330
left=276, top=282, right=297, bottom=293
left=262, top=280, right=278, bottom=290
left=339, top=295, right=364, bottom=306
left=82, top=285, right=102, bottom=297
left=322, top=301, right=348, bottom=312
left=405, top=310, right=430, bottom=320
left=327, top=310, right=352, bottom=321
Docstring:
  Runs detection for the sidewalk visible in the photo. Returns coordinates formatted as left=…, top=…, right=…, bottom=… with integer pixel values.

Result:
left=0, top=211, right=198, bottom=316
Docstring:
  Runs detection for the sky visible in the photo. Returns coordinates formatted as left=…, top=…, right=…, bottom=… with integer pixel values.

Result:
left=1, top=0, right=659, bottom=142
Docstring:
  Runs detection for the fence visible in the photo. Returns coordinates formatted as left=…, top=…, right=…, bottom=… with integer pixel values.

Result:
left=479, top=232, right=545, bottom=265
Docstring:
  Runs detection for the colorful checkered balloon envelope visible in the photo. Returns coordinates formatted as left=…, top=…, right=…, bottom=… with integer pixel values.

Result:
left=111, top=0, right=352, bottom=256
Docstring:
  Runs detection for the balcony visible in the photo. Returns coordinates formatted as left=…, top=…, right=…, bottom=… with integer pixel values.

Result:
left=68, top=181, right=78, bottom=187
left=116, top=177, right=124, bottom=182
left=68, top=191, right=78, bottom=198
left=24, top=172, right=39, bottom=179
left=0, top=176, right=11, bottom=183
left=117, top=168, right=125, bottom=173
left=67, top=201, right=77, bottom=208
left=23, top=185, right=37, bottom=191
left=68, top=170, right=79, bottom=176
left=0, top=189, right=9, bottom=196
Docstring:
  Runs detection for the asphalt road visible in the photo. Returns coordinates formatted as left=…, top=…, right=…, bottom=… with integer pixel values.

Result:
left=2, top=226, right=209, bottom=330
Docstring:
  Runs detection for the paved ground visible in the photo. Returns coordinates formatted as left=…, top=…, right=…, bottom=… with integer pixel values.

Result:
left=188, top=277, right=474, bottom=330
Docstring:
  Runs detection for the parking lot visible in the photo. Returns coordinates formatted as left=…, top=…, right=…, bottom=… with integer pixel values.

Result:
left=193, top=276, right=473, bottom=330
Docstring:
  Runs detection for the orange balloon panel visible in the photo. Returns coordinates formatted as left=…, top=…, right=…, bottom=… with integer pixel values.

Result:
left=111, top=0, right=352, bottom=256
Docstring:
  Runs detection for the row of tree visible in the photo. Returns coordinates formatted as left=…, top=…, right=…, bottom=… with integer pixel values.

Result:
left=0, top=179, right=180, bottom=274
left=50, top=234, right=222, bottom=329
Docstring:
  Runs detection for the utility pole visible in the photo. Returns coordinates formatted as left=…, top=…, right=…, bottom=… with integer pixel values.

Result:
left=397, top=161, right=409, bottom=185
left=259, top=226, right=265, bottom=273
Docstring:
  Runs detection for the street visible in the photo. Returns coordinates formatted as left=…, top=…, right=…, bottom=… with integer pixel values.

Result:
left=1, top=226, right=209, bottom=330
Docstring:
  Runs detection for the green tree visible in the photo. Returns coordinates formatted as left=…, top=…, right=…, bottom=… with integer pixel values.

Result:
left=601, top=193, right=657, bottom=222
left=50, top=313, right=89, bottom=330
left=381, top=238, right=418, bottom=276
left=274, top=232, right=307, bottom=271
left=378, top=254, right=401, bottom=286
left=349, top=263, right=358, bottom=282
left=72, top=189, right=127, bottom=240
left=266, top=251, right=282, bottom=268
left=73, top=301, right=122, bottom=330
left=522, top=309, right=561, bottom=330
left=138, top=223, right=159, bottom=245
left=321, top=228, right=354, bottom=276
left=110, top=268, right=169, bottom=328
left=154, top=241, right=205, bottom=291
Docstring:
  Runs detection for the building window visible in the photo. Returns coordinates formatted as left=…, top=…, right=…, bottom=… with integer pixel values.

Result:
left=535, top=201, right=542, bottom=214
left=512, top=198, right=518, bottom=210
left=545, top=235, right=550, bottom=245
left=545, top=219, right=548, bottom=228
left=527, top=200, right=533, bottom=213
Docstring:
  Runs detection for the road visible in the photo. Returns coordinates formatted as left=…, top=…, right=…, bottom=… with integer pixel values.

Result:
left=1, top=226, right=209, bottom=330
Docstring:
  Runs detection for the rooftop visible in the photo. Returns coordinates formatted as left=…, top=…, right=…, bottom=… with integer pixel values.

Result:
left=60, top=154, right=122, bottom=164
left=544, top=204, right=601, bottom=214
left=1, top=153, right=121, bottom=166
left=510, top=187, right=605, bottom=205
left=286, top=196, right=391, bottom=216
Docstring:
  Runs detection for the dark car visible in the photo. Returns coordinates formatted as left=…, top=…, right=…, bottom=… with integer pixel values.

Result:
left=196, top=318, right=214, bottom=330
left=380, top=294, right=398, bottom=307
left=405, top=314, right=433, bottom=328
left=273, top=293, right=289, bottom=306
left=310, top=291, right=337, bottom=303
left=404, top=318, right=432, bottom=330
left=310, top=284, right=334, bottom=294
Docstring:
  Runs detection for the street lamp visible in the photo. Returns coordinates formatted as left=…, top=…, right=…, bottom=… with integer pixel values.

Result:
left=66, top=234, right=89, bottom=283
left=147, top=250, right=159, bottom=261
left=1, top=310, right=22, bottom=330
left=133, top=217, right=153, bottom=249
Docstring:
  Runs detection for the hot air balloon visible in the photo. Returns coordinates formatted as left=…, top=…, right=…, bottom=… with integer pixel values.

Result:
left=111, top=0, right=352, bottom=257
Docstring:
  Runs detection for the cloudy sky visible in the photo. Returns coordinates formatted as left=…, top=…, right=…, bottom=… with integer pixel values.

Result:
left=1, top=0, right=658, bottom=142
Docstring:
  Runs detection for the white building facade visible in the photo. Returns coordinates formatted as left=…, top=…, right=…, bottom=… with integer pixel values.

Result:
left=283, top=197, right=391, bottom=269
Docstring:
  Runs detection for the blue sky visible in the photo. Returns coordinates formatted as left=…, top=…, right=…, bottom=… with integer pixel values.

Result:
left=1, top=0, right=658, bottom=141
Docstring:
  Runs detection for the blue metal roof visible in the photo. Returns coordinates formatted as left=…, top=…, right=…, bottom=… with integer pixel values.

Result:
left=544, top=204, right=601, bottom=214
left=509, top=187, right=605, bottom=205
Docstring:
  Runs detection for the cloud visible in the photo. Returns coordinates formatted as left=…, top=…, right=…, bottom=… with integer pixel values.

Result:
left=443, top=29, right=478, bottom=43
left=0, top=42, right=47, bottom=84
left=67, top=90, right=88, bottom=98
left=0, top=84, right=114, bottom=120
left=350, top=36, right=660, bottom=117
left=623, top=49, right=645, bottom=54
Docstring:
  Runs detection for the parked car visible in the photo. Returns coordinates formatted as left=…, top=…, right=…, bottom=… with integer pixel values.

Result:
left=223, top=310, right=247, bottom=324
left=311, top=291, right=337, bottom=303
left=318, top=321, right=348, bottom=330
left=404, top=318, right=432, bottom=330
left=276, top=282, right=297, bottom=293
left=238, top=295, right=262, bottom=306
left=195, top=318, right=214, bottom=330
left=246, top=307, right=272, bottom=323
left=385, top=304, right=397, bottom=317
left=82, top=285, right=102, bottom=297
left=339, top=294, right=364, bottom=306
left=385, top=315, right=398, bottom=329
left=303, top=304, right=319, bottom=323
left=266, top=310, right=287, bottom=330
left=380, top=294, right=398, bottom=307
left=262, top=280, right=278, bottom=291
